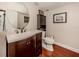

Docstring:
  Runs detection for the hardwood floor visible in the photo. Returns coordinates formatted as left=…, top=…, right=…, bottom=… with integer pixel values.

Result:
left=39, top=44, right=79, bottom=57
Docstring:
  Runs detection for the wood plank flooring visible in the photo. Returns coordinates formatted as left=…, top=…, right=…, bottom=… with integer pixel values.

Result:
left=39, top=44, right=79, bottom=57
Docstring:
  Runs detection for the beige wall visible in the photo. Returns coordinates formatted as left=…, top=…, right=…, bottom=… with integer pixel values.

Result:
left=0, top=2, right=28, bottom=13
left=45, top=3, right=79, bottom=50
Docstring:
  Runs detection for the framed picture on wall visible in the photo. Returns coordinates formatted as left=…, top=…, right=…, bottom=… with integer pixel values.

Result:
left=53, top=12, right=67, bottom=23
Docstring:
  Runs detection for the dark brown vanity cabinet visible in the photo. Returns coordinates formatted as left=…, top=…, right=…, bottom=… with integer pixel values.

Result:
left=35, top=32, right=42, bottom=56
left=16, top=37, right=35, bottom=57
left=8, top=42, right=16, bottom=57
left=7, top=32, right=42, bottom=57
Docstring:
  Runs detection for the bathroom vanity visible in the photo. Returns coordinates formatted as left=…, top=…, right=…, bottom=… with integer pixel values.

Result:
left=7, top=30, right=42, bottom=57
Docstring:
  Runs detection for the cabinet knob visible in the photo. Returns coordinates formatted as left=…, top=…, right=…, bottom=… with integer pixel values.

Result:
left=26, top=41, right=30, bottom=45
left=28, top=41, right=30, bottom=44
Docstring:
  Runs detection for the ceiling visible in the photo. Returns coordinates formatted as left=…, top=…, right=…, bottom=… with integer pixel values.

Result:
left=34, top=2, right=76, bottom=11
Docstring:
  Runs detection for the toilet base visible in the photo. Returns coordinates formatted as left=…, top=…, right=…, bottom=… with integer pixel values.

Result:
left=42, top=42, right=54, bottom=51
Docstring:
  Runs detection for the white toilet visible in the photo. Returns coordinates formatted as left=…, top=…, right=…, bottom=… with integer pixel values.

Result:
left=42, top=31, right=54, bottom=51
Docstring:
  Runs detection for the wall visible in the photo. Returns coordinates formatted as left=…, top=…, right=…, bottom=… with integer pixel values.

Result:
left=45, top=3, right=79, bottom=51
left=0, top=2, right=28, bottom=13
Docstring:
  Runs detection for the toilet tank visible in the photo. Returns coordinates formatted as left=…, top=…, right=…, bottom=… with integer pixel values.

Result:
left=42, top=31, right=46, bottom=38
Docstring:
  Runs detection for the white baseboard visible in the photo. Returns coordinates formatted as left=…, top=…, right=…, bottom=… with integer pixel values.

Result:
left=54, top=42, right=79, bottom=53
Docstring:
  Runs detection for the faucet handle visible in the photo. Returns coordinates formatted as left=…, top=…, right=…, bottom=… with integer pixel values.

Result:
left=23, top=28, right=27, bottom=32
left=24, top=29, right=26, bottom=32
left=15, top=29, right=19, bottom=33
left=15, top=29, right=21, bottom=33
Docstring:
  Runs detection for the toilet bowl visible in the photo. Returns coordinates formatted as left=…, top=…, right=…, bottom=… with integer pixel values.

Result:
left=42, top=31, right=54, bottom=51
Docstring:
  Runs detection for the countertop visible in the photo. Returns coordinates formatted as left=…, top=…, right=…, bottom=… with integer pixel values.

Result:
left=7, top=30, right=42, bottom=43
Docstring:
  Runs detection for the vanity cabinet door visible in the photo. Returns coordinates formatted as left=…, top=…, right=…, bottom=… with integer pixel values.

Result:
left=8, top=42, right=16, bottom=57
left=24, top=37, right=35, bottom=57
left=16, top=37, right=35, bottom=57
left=16, top=39, right=27, bottom=57
left=36, top=32, right=42, bottom=56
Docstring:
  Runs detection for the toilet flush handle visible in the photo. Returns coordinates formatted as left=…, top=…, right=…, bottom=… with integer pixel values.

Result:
left=50, top=35, right=55, bottom=39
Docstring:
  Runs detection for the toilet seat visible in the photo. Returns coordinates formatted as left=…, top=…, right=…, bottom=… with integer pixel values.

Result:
left=43, top=37, right=54, bottom=44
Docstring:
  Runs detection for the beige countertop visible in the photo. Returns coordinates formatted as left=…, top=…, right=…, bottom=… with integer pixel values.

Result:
left=7, top=30, right=42, bottom=43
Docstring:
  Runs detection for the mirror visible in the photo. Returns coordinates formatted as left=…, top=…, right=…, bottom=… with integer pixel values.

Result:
left=6, top=11, right=30, bottom=34
left=17, top=12, right=29, bottom=33
left=6, top=10, right=29, bottom=34
left=3, top=3, right=30, bottom=34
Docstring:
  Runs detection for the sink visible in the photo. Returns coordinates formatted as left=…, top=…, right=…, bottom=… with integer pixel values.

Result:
left=7, top=30, right=42, bottom=43
left=7, top=31, right=34, bottom=43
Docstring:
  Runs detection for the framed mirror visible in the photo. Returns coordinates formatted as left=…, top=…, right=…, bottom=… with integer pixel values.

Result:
left=0, top=2, right=30, bottom=34
left=17, top=12, right=29, bottom=32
